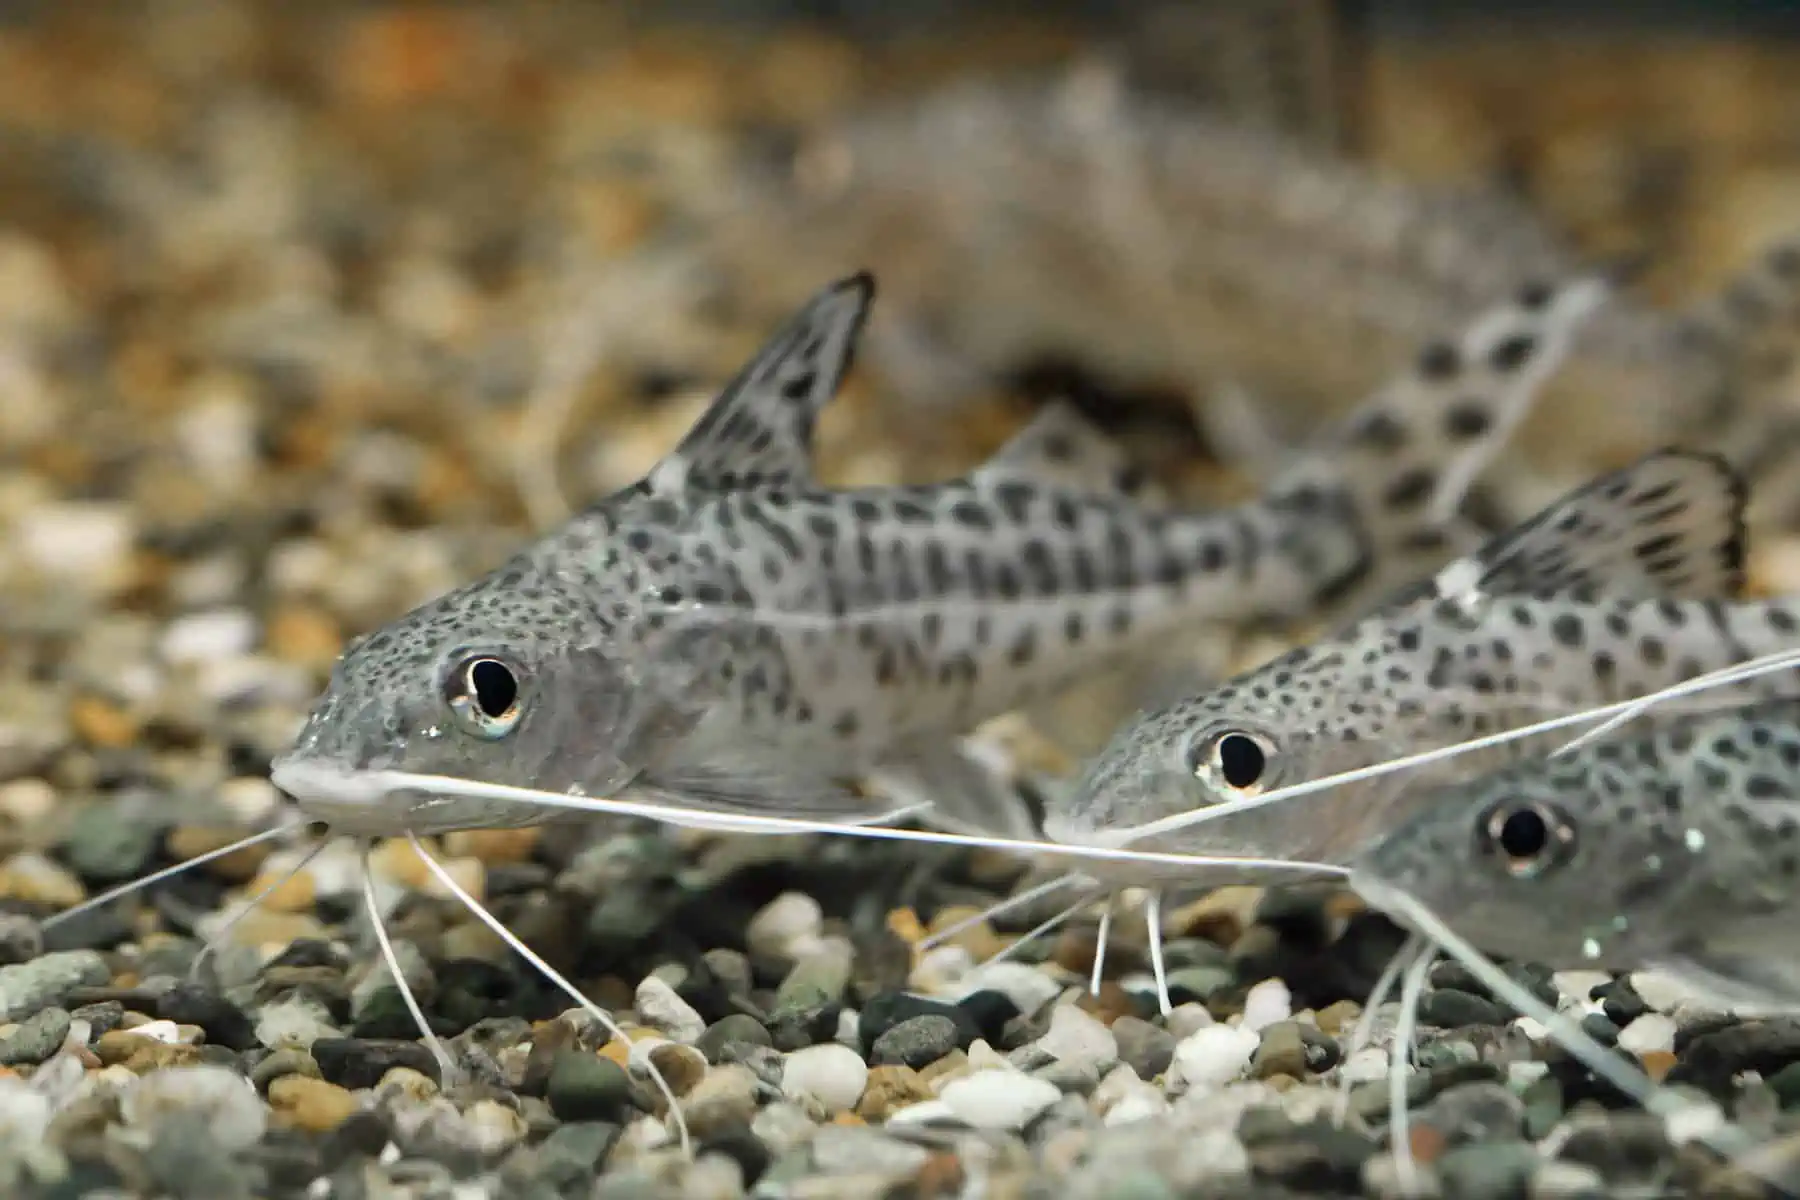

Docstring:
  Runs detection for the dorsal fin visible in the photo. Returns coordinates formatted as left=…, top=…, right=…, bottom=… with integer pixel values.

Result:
left=646, top=273, right=873, bottom=494
left=1415, top=450, right=1748, bottom=607
left=970, top=400, right=1139, bottom=495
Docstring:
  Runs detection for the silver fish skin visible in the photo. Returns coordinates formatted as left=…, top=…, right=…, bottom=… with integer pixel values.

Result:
left=1047, top=448, right=1800, bottom=877
left=712, top=74, right=1800, bottom=486
left=1351, top=697, right=1800, bottom=1011
left=270, top=270, right=1599, bottom=839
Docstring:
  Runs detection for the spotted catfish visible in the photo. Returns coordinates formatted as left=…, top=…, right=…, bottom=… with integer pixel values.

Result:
left=1048, top=448, right=1800, bottom=876
left=270, top=270, right=1603, bottom=840
left=1352, top=696, right=1800, bottom=1012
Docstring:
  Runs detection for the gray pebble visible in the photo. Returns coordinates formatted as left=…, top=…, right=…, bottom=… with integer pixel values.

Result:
left=0, top=950, right=109, bottom=1021
left=1436, top=1141, right=1540, bottom=1200
left=770, top=945, right=851, bottom=1021
left=1419, top=989, right=1510, bottom=1029
left=870, top=1015, right=960, bottom=1070
left=503, top=1121, right=623, bottom=1194
left=139, top=1111, right=261, bottom=1200
left=1111, top=1016, right=1176, bottom=1080
left=1166, top=965, right=1236, bottom=1003
left=0, top=915, right=42, bottom=966
left=1251, top=1022, right=1308, bottom=1079
left=248, top=1047, right=321, bottom=1092
left=1422, top=1080, right=1525, bottom=1145
left=62, top=801, right=163, bottom=882
left=695, top=1013, right=772, bottom=1064
left=0, top=1006, right=70, bottom=1066
left=808, top=1124, right=928, bottom=1176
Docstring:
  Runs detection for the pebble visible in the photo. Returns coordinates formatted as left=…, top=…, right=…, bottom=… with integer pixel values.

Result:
left=780, top=1043, right=868, bottom=1114
left=636, top=976, right=706, bottom=1044
left=1240, top=978, right=1292, bottom=1032
left=1419, top=989, right=1510, bottom=1029
left=1111, top=1016, right=1176, bottom=1080
left=938, top=1069, right=1061, bottom=1130
left=682, top=1063, right=760, bottom=1137
left=13, top=501, right=134, bottom=583
left=120, top=1064, right=269, bottom=1151
left=952, top=962, right=1062, bottom=1018
left=697, top=1014, right=773, bottom=1063
left=312, top=1038, right=443, bottom=1089
left=1170, top=1024, right=1260, bottom=1091
left=857, top=1064, right=932, bottom=1121
left=267, top=1075, right=361, bottom=1132
left=1435, top=1141, right=1540, bottom=1200
left=1029, top=1004, right=1118, bottom=1074
left=158, top=607, right=258, bottom=664
left=1616, top=1012, right=1678, bottom=1056
left=0, top=950, right=109, bottom=1020
left=870, top=1015, right=960, bottom=1069
left=0, top=1005, right=70, bottom=1066
left=1529, top=1160, right=1608, bottom=1199
left=547, top=1051, right=633, bottom=1122
left=809, top=1123, right=929, bottom=1176
left=746, top=892, right=824, bottom=962
left=1251, top=1021, right=1309, bottom=1079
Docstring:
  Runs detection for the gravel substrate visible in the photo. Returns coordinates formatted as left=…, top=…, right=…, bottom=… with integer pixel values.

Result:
left=7, top=5, right=1800, bottom=1200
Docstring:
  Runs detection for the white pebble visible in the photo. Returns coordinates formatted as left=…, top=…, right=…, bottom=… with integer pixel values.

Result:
left=1616, top=1012, right=1677, bottom=1056
left=1103, top=1087, right=1170, bottom=1127
left=950, top=962, right=1062, bottom=1018
left=634, top=976, right=704, bottom=1044
left=883, top=1099, right=958, bottom=1127
left=1165, top=1003, right=1215, bottom=1039
left=746, top=892, right=823, bottom=961
left=1336, top=1047, right=1389, bottom=1086
left=1240, top=978, right=1293, bottom=1033
left=14, top=502, right=134, bottom=582
left=160, top=608, right=258, bottom=665
left=1034, top=1005, right=1118, bottom=1071
left=217, top=776, right=282, bottom=823
left=780, top=1043, right=867, bottom=1114
left=1507, top=1060, right=1549, bottom=1089
left=1530, top=1160, right=1606, bottom=1199
left=0, top=1076, right=51, bottom=1142
left=0, top=779, right=55, bottom=825
left=1629, top=970, right=1715, bottom=1013
left=939, top=1070, right=1061, bottom=1131
left=1170, top=1024, right=1260, bottom=1091
left=1512, top=1016, right=1551, bottom=1043
left=1552, top=970, right=1611, bottom=1004
left=120, top=1066, right=267, bottom=1150
left=121, top=1020, right=191, bottom=1046
left=1664, top=1097, right=1728, bottom=1146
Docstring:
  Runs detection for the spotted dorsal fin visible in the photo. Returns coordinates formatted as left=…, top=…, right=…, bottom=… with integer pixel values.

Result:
left=970, top=400, right=1140, bottom=496
left=1413, top=450, right=1748, bottom=607
left=646, top=273, right=873, bottom=494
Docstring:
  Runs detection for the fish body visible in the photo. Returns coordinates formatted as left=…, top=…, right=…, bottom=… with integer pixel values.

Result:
left=714, top=74, right=1800, bottom=488
left=1047, top=448, right=1800, bottom=876
left=271, top=270, right=1600, bottom=839
left=1351, top=697, right=1800, bottom=1010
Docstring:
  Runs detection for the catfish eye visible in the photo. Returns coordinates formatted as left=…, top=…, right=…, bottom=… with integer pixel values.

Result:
left=1480, top=799, right=1574, bottom=878
left=445, top=655, right=523, bottom=738
left=1191, top=730, right=1275, bottom=795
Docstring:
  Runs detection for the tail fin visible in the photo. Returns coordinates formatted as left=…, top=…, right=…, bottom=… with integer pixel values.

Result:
left=1262, top=274, right=1611, bottom=609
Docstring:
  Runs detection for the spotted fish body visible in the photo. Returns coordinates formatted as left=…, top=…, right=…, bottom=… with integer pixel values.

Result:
left=714, top=74, right=1800, bottom=489
left=271, top=271, right=1600, bottom=839
left=1352, top=697, right=1800, bottom=1010
left=1048, top=449, right=1800, bottom=877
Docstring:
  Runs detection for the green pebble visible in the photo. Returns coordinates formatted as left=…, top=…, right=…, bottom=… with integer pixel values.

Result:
left=546, top=1051, right=633, bottom=1122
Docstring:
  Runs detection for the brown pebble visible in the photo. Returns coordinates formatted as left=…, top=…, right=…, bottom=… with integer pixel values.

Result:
left=1050, top=926, right=1100, bottom=974
left=857, top=1064, right=932, bottom=1121
left=923, top=906, right=1005, bottom=961
left=1167, top=887, right=1263, bottom=946
left=165, top=827, right=271, bottom=883
left=912, top=1150, right=968, bottom=1198
left=68, top=696, right=138, bottom=749
left=917, top=1050, right=969, bottom=1093
left=1075, top=983, right=1135, bottom=1025
left=442, top=828, right=541, bottom=864
left=269, top=1075, right=361, bottom=1132
left=122, top=1044, right=204, bottom=1073
left=645, top=1043, right=707, bottom=1099
left=885, top=907, right=925, bottom=945
left=263, top=604, right=344, bottom=671
left=1314, top=1000, right=1362, bottom=1037
left=1641, top=1049, right=1678, bottom=1082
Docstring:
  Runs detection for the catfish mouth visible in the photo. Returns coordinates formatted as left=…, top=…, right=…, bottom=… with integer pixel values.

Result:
left=268, top=756, right=553, bottom=836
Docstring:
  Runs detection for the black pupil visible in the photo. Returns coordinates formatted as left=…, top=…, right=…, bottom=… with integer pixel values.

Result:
left=1217, top=734, right=1266, bottom=789
left=467, top=659, right=517, bottom=719
left=1497, top=806, right=1548, bottom=859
